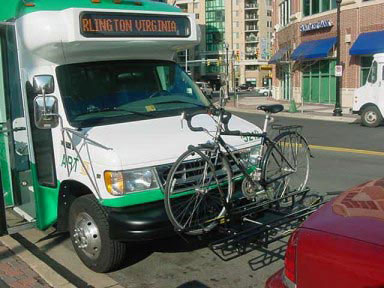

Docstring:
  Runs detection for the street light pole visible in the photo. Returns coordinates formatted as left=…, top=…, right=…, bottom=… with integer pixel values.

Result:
left=225, top=43, right=230, bottom=98
left=333, top=0, right=343, bottom=116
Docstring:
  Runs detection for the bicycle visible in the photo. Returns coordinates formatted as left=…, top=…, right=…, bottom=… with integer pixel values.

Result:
left=164, top=104, right=311, bottom=235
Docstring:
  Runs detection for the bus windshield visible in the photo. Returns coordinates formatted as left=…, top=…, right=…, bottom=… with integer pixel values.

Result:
left=56, top=60, right=210, bottom=127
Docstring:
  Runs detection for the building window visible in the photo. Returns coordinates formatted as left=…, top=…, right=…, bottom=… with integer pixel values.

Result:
left=267, top=10, right=272, bottom=16
left=233, top=32, right=239, bottom=39
left=194, top=2, right=199, bottom=9
left=196, top=13, right=200, bottom=19
left=246, top=65, right=258, bottom=71
left=302, top=60, right=336, bottom=104
left=360, top=56, right=373, bottom=86
left=234, top=21, right=239, bottom=27
left=235, top=43, right=240, bottom=49
left=303, top=0, right=337, bottom=17
left=206, top=0, right=225, bottom=52
left=279, top=0, right=290, bottom=27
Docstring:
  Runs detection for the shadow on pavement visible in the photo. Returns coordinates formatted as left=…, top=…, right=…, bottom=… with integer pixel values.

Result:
left=177, top=280, right=211, bottom=288
left=248, top=241, right=286, bottom=272
left=118, top=234, right=212, bottom=269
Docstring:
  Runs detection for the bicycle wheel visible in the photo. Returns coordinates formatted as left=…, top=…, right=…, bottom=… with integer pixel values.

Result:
left=164, top=147, right=233, bottom=235
left=262, top=131, right=310, bottom=207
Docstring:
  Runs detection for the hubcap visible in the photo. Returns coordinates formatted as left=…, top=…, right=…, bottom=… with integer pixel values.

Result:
left=365, top=111, right=377, bottom=124
left=72, top=212, right=101, bottom=260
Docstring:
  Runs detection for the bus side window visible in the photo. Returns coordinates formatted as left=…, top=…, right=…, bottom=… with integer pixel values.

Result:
left=382, top=65, right=384, bottom=81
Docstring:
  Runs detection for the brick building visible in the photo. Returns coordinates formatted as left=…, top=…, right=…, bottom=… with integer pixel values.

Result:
left=270, top=0, right=384, bottom=108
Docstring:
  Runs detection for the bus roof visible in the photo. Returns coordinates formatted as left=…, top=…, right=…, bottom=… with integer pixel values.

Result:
left=1, top=0, right=181, bottom=22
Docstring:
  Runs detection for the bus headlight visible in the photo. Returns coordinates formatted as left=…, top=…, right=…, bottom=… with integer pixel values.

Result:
left=104, top=168, right=159, bottom=196
left=238, top=145, right=261, bottom=167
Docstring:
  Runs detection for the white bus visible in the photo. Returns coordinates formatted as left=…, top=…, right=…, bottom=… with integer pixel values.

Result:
left=0, top=0, right=261, bottom=272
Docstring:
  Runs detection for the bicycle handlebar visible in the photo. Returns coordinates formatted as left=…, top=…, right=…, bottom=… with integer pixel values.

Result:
left=184, top=107, right=242, bottom=135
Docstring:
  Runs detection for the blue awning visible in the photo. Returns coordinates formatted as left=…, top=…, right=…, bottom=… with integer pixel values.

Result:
left=350, top=30, right=384, bottom=55
left=291, top=37, right=337, bottom=60
left=269, top=47, right=290, bottom=64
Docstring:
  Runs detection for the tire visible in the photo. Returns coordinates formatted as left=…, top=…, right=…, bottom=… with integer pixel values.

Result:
left=361, top=106, right=383, bottom=127
left=69, top=194, right=127, bottom=272
left=164, top=147, right=233, bottom=235
left=261, top=131, right=310, bottom=208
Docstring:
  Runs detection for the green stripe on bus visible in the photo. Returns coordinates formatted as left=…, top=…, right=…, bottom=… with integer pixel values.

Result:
left=99, top=188, right=164, bottom=207
left=1, top=0, right=181, bottom=22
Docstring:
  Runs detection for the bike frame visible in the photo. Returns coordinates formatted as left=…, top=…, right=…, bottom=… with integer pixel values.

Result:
left=216, top=132, right=296, bottom=188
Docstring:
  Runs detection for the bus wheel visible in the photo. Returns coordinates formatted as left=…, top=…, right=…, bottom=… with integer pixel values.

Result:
left=69, top=194, right=127, bottom=272
left=361, top=106, right=382, bottom=127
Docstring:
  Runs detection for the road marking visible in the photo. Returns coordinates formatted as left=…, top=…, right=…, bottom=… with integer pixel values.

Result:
left=309, top=144, right=384, bottom=156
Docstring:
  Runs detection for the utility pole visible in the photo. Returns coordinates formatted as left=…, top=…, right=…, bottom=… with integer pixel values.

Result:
left=225, top=43, right=229, bottom=98
left=333, top=0, right=343, bottom=116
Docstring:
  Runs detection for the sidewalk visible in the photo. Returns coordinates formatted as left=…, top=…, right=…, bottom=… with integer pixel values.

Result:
left=0, top=240, right=51, bottom=288
left=225, top=96, right=360, bottom=123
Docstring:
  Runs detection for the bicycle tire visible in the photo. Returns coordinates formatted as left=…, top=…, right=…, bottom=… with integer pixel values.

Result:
left=164, top=146, right=233, bottom=235
left=261, top=131, right=310, bottom=207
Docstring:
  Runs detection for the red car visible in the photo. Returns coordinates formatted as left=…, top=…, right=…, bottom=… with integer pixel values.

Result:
left=266, top=178, right=384, bottom=288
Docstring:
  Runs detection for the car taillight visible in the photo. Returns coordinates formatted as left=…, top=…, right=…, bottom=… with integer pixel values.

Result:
left=284, top=230, right=299, bottom=284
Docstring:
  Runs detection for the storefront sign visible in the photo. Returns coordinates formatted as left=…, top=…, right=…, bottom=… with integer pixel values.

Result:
left=80, top=12, right=191, bottom=38
left=260, top=65, right=272, bottom=70
left=300, top=20, right=333, bottom=33
left=335, top=65, right=343, bottom=77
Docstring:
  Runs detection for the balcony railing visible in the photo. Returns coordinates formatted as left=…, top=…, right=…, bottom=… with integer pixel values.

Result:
left=245, top=3, right=259, bottom=9
left=245, top=26, right=258, bottom=31
left=245, top=14, right=258, bottom=20
left=245, top=36, right=259, bottom=42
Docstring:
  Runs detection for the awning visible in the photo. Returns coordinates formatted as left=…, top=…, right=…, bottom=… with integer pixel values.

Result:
left=291, top=37, right=337, bottom=60
left=268, top=47, right=289, bottom=64
left=350, top=30, right=384, bottom=55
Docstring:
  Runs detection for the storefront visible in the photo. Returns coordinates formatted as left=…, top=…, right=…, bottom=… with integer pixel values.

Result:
left=269, top=46, right=291, bottom=100
left=271, top=0, right=384, bottom=108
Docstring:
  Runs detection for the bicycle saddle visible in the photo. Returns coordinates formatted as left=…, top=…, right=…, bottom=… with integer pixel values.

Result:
left=257, top=104, right=284, bottom=114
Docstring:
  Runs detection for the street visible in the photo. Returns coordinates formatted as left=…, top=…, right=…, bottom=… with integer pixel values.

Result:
left=12, top=113, right=384, bottom=288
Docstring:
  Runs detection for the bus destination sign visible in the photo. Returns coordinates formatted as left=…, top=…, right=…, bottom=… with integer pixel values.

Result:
left=80, top=12, right=191, bottom=38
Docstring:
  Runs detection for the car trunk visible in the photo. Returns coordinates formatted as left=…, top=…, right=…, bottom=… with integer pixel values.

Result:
left=295, top=179, right=384, bottom=287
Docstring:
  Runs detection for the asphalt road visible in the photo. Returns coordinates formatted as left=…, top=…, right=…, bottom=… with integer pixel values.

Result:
left=19, top=112, right=384, bottom=288
left=105, top=114, right=384, bottom=288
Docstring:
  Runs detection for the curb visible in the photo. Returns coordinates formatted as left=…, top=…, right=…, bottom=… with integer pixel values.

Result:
left=226, top=106, right=360, bottom=123
left=0, top=235, right=75, bottom=288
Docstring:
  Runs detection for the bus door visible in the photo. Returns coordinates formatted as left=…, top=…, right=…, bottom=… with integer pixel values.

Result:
left=0, top=23, right=36, bottom=235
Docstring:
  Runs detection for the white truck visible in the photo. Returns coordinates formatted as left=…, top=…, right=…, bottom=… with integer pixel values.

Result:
left=353, top=53, right=384, bottom=127
left=0, top=0, right=261, bottom=272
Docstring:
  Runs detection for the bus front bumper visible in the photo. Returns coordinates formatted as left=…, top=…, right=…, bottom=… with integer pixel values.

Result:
left=108, top=201, right=175, bottom=241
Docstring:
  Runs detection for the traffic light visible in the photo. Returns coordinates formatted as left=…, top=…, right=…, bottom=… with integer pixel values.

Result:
left=236, top=50, right=240, bottom=61
left=207, top=59, right=211, bottom=66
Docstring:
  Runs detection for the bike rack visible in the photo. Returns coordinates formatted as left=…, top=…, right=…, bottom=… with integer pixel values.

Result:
left=208, top=188, right=325, bottom=261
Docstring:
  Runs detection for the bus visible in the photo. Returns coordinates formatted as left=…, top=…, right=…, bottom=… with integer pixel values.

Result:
left=0, top=0, right=261, bottom=272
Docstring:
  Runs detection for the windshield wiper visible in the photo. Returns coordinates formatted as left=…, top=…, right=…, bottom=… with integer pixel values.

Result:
left=152, top=100, right=210, bottom=109
left=76, top=107, right=155, bottom=118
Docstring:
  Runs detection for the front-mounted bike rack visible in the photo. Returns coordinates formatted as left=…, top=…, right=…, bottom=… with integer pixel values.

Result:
left=208, top=188, right=325, bottom=261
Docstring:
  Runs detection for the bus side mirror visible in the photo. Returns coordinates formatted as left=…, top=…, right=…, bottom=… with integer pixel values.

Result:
left=34, top=96, right=59, bottom=129
left=33, top=75, right=54, bottom=95
left=32, top=75, right=59, bottom=129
